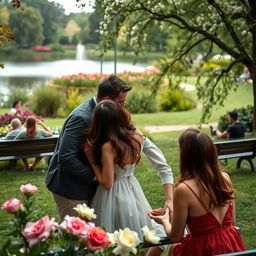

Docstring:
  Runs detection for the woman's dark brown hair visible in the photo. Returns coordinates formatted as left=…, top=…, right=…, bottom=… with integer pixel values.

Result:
left=26, top=116, right=37, bottom=137
left=177, top=128, right=235, bottom=208
left=86, top=100, right=141, bottom=168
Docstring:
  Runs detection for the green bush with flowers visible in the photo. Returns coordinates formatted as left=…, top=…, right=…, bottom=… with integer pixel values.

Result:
left=1, top=184, right=161, bottom=256
left=50, top=67, right=160, bottom=89
left=0, top=110, right=43, bottom=137
left=51, top=73, right=107, bottom=89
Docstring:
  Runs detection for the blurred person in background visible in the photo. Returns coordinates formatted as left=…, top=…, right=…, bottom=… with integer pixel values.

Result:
left=14, top=116, right=53, bottom=170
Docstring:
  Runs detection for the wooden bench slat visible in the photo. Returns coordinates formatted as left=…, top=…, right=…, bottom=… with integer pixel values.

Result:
left=218, top=152, right=253, bottom=159
left=0, top=136, right=58, bottom=161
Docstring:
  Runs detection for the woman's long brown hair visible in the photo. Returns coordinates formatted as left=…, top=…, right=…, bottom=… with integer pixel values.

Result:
left=177, top=128, right=235, bottom=208
left=26, top=116, right=37, bottom=137
left=86, top=100, right=141, bottom=169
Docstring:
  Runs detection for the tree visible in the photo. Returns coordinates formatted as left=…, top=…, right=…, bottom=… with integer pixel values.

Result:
left=0, top=6, right=10, bottom=25
left=22, top=0, right=67, bottom=45
left=79, top=0, right=256, bottom=133
left=65, top=19, right=81, bottom=43
left=9, top=4, right=44, bottom=47
left=0, top=0, right=21, bottom=68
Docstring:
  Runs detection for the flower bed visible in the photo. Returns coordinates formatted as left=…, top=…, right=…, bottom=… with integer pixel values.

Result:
left=0, top=109, right=43, bottom=136
left=50, top=67, right=160, bottom=89
left=1, top=184, right=161, bottom=256
left=51, top=73, right=107, bottom=89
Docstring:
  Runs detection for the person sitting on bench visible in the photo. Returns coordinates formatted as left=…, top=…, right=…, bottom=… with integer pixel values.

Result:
left=14, top=116, right=53, bottom=171
left=210, top=111, right=246, bottom=139
left=149, top=128, right=246, bottom=256
left=3, top=118, right=24, bottom=140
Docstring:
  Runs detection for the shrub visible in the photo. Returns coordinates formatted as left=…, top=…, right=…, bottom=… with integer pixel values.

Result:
left=62, top=88, right=84, bottom=115
left=48, top=43, right=64, bottom=52
left=5, top=87, right=29, bottom=108
left=202, top=58, right=232, bottom=72
left=125, top=89, right=157, bottom=113
left=29, top=87, right=62, bottom=117
left=217, top=105, right=253, bottom=133
left=0, top=109, right=43, bottom=128
left=159, top=88, right=196, bottom=112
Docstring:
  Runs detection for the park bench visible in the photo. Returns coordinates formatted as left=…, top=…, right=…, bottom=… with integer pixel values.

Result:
left=215, top=249, right=256, bottom=255
left=0, top=136, right=58, bottom=162
left=214, top=138, right=256, bottom=173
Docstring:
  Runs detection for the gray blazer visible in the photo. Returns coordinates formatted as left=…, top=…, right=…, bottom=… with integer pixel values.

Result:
left=45, top=98, right=98, bottom=200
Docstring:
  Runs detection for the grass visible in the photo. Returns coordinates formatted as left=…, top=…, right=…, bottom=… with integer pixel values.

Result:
left=0, top=130, right=255, bottom=250
left=132, top=79, right=252, bottom=127
left=0, top=77, right=254, bottom=250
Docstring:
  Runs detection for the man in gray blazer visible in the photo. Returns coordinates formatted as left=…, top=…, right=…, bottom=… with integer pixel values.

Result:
left=46, top=74, right=174, bottom=221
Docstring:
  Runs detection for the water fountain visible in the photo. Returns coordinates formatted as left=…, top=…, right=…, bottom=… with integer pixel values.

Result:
left=76, top=43, right=86, bottom=61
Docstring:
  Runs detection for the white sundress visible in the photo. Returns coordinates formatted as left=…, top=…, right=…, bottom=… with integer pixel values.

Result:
left=90, top=162, right=166, bottom=242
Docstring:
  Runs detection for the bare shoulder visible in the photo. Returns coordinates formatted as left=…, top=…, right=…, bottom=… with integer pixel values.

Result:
left=222, top=172, right=231, bottom=181
left=175, top=182, right=191, bottom=197
left=102, top=141, right=114, bottom=152
left=175, top=179, right=198, bottom=197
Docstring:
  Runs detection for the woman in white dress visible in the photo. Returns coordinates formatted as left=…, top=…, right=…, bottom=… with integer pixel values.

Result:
left=84, top=100, right=165, bottom=255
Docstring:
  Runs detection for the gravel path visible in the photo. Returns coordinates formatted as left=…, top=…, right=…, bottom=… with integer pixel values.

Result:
left=143, top=122, right=217, bottom=133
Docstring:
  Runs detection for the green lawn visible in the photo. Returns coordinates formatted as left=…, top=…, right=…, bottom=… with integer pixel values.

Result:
left=0, top=78, right=254, bottom=250
left=0, top=130, right=255, bottom=250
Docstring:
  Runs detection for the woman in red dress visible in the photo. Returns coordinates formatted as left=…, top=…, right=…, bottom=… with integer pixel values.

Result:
left=149, top=128, right=245, bottom=256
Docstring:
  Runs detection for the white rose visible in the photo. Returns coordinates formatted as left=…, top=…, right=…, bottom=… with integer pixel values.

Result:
left=73, top=203, right=97, bottom=220
left=113, top=228, right=141, bottom=256
left=107, top=232, right=117, bottom=247
left=141, top=226, right=160, bottom=244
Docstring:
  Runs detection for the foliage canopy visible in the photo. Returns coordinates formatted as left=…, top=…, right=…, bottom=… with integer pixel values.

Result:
left=78, top=0, right=256, bottom=131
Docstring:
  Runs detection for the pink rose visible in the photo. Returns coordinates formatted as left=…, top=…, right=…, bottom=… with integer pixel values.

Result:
left=1, top=198, right=21, bottom=213
left=59, top=215, right=94, bottom=238
left=22, top=216, right=56, bottom=248
left=20, top=184, right=38, bottom=195
left=87, top=227, right=111, bottom=251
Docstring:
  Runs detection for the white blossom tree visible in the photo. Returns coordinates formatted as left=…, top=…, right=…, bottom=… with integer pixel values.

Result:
left=78, top=0, right=255, bottom=132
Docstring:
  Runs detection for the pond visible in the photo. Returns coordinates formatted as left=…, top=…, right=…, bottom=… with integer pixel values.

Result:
left=0, top=49, right=148, bottom=103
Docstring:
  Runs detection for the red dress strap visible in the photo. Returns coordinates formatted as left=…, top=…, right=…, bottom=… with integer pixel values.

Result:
left=182, top=181, right=209, bottom=212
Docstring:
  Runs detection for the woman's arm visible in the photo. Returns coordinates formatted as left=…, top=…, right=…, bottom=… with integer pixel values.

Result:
left=37, top=119, right=53, bottom=136
left=149, top=183, right=188, bottom=242
left=222, top=172, right=236, bottom=224
left=85, top=142, right=115, bottom=190
left=169, top=184, right=189, bottom=241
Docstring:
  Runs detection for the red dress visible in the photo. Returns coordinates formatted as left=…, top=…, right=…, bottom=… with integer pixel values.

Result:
left=173, top=182, right=246, bottom=256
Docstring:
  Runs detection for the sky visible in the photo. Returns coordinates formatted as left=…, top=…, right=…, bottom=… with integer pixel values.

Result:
left=49, top=0, right=94, bottom=15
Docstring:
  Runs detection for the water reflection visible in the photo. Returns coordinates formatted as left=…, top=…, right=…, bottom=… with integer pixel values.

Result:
left=0, top=59, right=147, bottom=77
left=0, top=77, right=51, bottom=95
left=0, top=58, right=148, bottom=97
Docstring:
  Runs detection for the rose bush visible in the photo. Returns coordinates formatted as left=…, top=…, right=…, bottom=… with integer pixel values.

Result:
left=2, top=198, right=22, bottom=213
left=1, top=184, right=160, bottom=256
